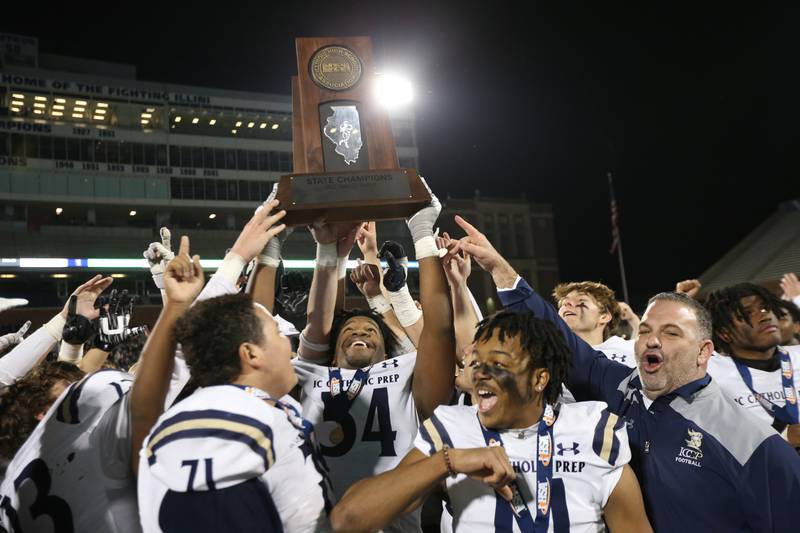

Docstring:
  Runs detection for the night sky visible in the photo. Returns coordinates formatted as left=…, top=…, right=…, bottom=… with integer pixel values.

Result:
left=3, top=2, right=796, bottom=310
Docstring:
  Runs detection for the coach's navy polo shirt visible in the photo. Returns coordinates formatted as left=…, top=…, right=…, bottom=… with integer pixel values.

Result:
left=498, top=277, right=800, bottom=531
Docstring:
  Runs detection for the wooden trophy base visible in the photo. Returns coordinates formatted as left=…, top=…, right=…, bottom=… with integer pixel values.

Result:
left=274, top=168, right=430, bottom=226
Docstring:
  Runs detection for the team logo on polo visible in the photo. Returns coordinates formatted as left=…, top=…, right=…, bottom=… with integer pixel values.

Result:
left=556, top=442, right=580, bottom=456
left=323, top=105, right=363, bottom=165
left=675, top=428, right=704, bottom=468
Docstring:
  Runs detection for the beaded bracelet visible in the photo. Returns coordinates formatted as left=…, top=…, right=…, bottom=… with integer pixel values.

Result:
left=442, top=444, right=456, bottom=478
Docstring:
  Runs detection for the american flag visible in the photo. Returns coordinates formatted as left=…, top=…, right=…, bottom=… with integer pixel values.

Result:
left=608, top=172, right=620, bottom=254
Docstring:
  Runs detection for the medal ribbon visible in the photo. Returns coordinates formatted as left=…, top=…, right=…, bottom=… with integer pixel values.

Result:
left=734, top=349, right=799, bottom=425
left=478, top=404, right=557, bottom=533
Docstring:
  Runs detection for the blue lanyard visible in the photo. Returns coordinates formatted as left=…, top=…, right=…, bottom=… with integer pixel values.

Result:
left=478, top=404, right=556, bottom=533
left=733, top=349, right=799, bottom=425
left=327, top=365, right=372, bottom=413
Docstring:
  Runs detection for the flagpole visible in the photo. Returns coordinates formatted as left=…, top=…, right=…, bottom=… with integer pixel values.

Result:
left=608, top=172, right=630, bottom=303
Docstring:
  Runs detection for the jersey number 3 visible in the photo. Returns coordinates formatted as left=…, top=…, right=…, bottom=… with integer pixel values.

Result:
left=1, top=458, right=74, bottom=532
left=321, top=387, right=397, bottom=457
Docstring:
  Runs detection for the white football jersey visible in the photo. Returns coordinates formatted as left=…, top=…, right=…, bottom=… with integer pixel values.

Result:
left=562, top=336, right=636, bottom=403
left=707, top=346, right=800, bottom=434
left=0, top=369, right=139, bottom=532
left=137, top=385, right=330, bottom=533
left=293, top=352, right=421, bottom=533
left=415, top=401, right=630, bottom=533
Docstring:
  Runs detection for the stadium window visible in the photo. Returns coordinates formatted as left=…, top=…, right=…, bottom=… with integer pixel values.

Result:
left=203, top=147, right=214, bottom=168
left=180, top=146, right=192, bottom=168
left=192, top=178, right=204, bottom=199
left=39, top=136, right=53, bottom=159
left=155, top=145, right=167, bottom=166
left=236, top=149, right=248, bottom=170
left=192, top=146, right=203, bottom=168
left=24, top=135, right=39, bottom=159
left=248, top=150, right=258, bottom=171
left=81, top=139, right=94, bottom=162
left=132, top=143, right=145, bottom=165
left=258, top=151, right=269, bottom=171
left=145, top=144, right=157, bottom=166
left=53, top=137, right=67, bottom=160
left=0, top=132, right=8, bottom=157
left=67, top=138, right=81, bottom=161
left=214, top=148, right=225, bottom=170
left=120, top=141, right=133, bottom=165
left=249, top=181, right=261, bottom=201
left=216, top=179, right=228, bottom=200
left=237, top=180, right=249, bottom=200
left=279, top=152, right=292, bottom=172
left=11, top=134, right=25, bottom=158
left=204, top=179, right=216, bottom=200
left=170, top=177, right=182, bottom=199
left=227, top=180, right=239, bottom=200
left=259, top=181, right=272, bottom=199
left=168, top=145, right=180, bottom=167
left=94, top=140, right=107, bottom=163
left=106, top=141, right=120, bottom=164
left=181, top=177, right=193, bottom=199
left=225, top=149, right=236, bottom=170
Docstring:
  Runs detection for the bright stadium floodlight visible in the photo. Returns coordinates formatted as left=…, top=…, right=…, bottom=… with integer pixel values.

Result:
left=374, top=73, right=413, bottom=108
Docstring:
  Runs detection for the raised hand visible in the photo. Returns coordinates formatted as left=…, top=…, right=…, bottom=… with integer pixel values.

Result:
left=310, top=220, right=362, bottom=258
left=356, top=221, right=379, bottom=262
left=61, top=274, right=114, bottom=321
left=350, top=260, right=382, bottom=299
left=230, top=199, right=287, bottom=263
left=0, top=321, right=31, bottom=354
left=675, top=279, right=702, bottom=299
left=439, top=232, right=471, bottom=287
left=780, top=273, right=800, bottom=301
left=0, top=298, right=28, bottom=314
left=164, top=236, right=205, bottom=305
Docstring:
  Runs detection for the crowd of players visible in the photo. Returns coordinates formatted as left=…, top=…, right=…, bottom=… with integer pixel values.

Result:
left=0, top=180, right=799, bottom=532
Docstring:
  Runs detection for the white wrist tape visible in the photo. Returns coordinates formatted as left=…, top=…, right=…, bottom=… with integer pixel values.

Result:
left=337, top=257, right=348, bottom=280
left=150, top=265, right=165, bottom=290
left=215, top=252, right=247, bottom=287
left=258, top=237, right=282, bottom=267
left=413, top=236, right=444, bottom=260
left=389, top=286, right=423, bottom=327
left=58, top=341, right=83, bottom=363
left=257, top=255, right=281, bottom=268
left=316, top=242, right=339, bottom=268
left=367, top=294, right=392, bottom=315
left=43, top=313, right=67, bottom=342
left=299, top=331, right=330, bottom=353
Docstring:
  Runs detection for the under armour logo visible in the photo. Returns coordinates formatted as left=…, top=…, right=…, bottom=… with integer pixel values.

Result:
left=381, top=359, right=399, bottom=369
left=556, top=442, right=580, bottom=456
left=608, top=353, right=627, bottom=363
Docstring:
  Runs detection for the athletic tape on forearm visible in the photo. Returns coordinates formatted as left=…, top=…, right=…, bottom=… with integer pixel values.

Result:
left=413, top=236, right=444, bottom=260
left=150, top=267, right=165, bottom=290
left=43, top=313, right=67, bottom=342
left=258, top=237, right=282, bottom=267
left=367, top=294, right=393, bottom=315
left=215, top=252, right=247, bottom=287
left=299, top=331, right=330, bottom=353
left=388, top=286, right=423, bottom=327
left=58, top=341, right=83, bottom=363
left=315, top=242, right=339, bottom=268
left=337, top=257, right=348, bottom=280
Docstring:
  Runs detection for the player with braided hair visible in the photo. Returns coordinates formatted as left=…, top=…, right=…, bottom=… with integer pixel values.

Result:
left=704, top=283, right=800, bottom=448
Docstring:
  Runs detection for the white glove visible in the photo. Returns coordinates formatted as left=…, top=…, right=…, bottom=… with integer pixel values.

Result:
left=0, top=298, right=28, bottom=314
left=0, top=320, right=31, bottom=354
left=143, top=227, right=175, bottom=290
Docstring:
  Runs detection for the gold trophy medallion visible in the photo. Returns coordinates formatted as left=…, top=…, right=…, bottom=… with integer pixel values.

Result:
left=310, top=45, right=362, bottom=91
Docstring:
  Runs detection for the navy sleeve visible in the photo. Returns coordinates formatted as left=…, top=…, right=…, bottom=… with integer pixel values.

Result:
left=496, top=277, right=633, bottom=412
left=739, top=435, right=800, bottom=530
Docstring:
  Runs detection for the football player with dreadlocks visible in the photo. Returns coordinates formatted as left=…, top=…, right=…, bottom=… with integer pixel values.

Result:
left=705, top=283, right=800, bottom=449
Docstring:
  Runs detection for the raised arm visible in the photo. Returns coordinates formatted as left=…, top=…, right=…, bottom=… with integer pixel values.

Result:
left=407, top=184, right=456, bottom=419
left=298, top=221, right=360, bottom=362
left=437, top=231, right=481, bottom=357
left=451, top=215, right=632, bottom=408
left=0, top=275, right=112, bottom=388
left=379, top=240, right=424, bottom=346
left=130, top=236, right=204, bottom=474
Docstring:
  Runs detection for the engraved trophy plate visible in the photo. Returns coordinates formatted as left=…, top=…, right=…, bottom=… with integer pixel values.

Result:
left=309, top=45, right=363, bottom=91
left=290, top=170, right=412, bottom=205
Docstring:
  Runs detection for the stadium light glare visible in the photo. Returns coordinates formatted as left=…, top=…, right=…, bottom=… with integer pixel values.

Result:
left=94, top=109, right=106, bottom=114
left=208, top=213, right=217, bottom=219
left=34, top=96, right=48, bottom=102
left=33, top=103, right=45, bottom=109
left=174, top=116, right=182, bottom=123
left=192, top=117, right=199, bottom=124
left=129, top=210, right=137, bottom=216
left=97, top=102, right=108, bottom=108
left=51, top=273, right=69, bottom=279
left=11, top=100, right=24, bottom=106
left=374, top=73, right=413, bottom=108
left=55, top=98, right=66, bottom=103
left=247, top=122, right=255, bottom=128
left=260, top=123, right=267, bottom=129
left=74, top=107, right=85, bottom=112
left=53, top=105, right=65, bottom=110
left=76, top=100, right=88, bottom=106
left=271, top=124, right=279, bottom=130
left=235, top=121, right=242, bottom=127
left=33, top=110, right=43, bottom=115
left=12, top=93, right=24, bottom=99
left=93, top=115, right=104, bottom=120
left=209, top=119, right=217, bottom=125
left=51, top=111, right=63, bottom=117
left=0, top=274, right=16, bottom=279
left=55, top=207, right=63, bottom=215
left=10, top=107, right=20, bottom=113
